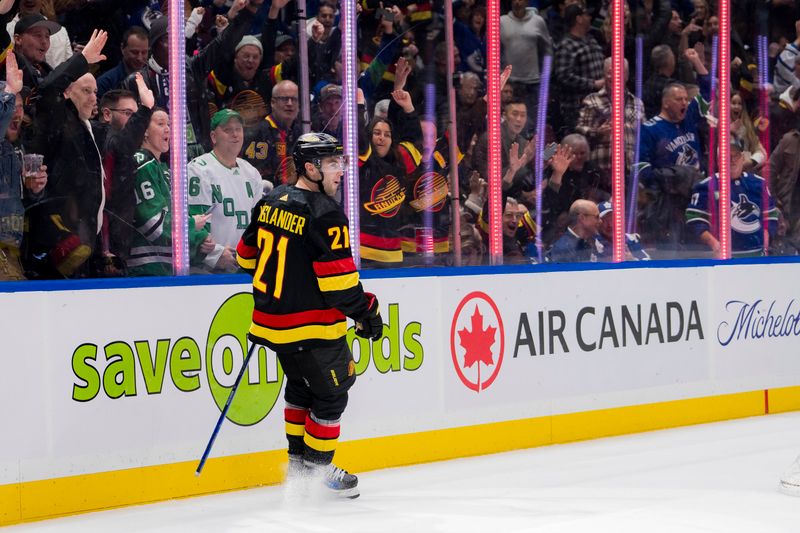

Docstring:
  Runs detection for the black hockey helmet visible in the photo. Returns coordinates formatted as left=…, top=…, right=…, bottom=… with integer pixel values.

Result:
left=292, top=132, right=345, bottom=177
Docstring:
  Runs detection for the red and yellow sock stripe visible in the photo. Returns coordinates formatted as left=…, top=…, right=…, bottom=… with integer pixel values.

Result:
left=304, top=415, right=340, bottom=455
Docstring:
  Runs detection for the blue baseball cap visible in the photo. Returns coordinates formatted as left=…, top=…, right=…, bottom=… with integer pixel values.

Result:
left=597, top=201, right=613, bottom=218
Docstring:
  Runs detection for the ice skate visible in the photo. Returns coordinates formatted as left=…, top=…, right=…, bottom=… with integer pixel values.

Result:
left=321, top=463, right=359, bottom=499
left=302, top=462, right=360, bottom=499
left=285, top=457, right=359, bottom=499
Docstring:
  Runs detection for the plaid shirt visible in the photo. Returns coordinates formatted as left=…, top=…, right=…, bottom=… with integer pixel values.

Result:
left=575, top=88, right=644, bottom=184
left=553, top=33, right=605, bottom=129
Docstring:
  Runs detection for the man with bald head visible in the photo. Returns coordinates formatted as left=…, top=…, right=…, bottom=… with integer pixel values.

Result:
left=637, top=58, right=709, bottom=251
left=241, top=79, right=302, bottom=186
left=24, top=30, right=109, bottom=278
left=547, top=199, right=601, bottom=263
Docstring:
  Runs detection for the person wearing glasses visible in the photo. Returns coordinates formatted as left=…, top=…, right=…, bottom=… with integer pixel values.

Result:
left=546, top=199, right=602, bottom=263
left=95, top=77, right=155, bottom=274
left=241, top=80, right=302, bottom=187
left=97, top=89, right=138, bottom=131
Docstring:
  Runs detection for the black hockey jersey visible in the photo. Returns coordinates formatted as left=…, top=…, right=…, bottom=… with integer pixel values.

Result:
left=237, top=184, right=370, bottom=351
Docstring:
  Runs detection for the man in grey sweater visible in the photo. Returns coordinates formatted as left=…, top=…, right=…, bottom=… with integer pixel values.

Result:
left=500, top=0, right=553, bottom=136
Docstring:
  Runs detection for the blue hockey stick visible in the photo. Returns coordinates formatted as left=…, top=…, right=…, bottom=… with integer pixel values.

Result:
left=196, top=342, right=257, bottom=475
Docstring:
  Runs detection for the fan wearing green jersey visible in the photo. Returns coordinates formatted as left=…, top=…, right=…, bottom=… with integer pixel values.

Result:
left=128, top=109, right=216, bottom=276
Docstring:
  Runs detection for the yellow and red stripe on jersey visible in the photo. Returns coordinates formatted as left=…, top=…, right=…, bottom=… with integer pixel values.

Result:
left=520, top=211, right=538, bottom=238
left=382, top=63, right=396, bottom=83
left=249, top=308, right=347, bottom=344
left=407, top=2, right=433, bottom=22
left=236, top=240, right=258, bottom=270
left=358, top=145, right=372, bottom=165
left=359, top=51, right=375, bottom=72
left=401, top=235, right=450, bottom=254
left=360, top=232, right=403, bottom=263
left=0, top=41, right=11, bottom=66
left=269, top=63, right=285, bottom=85
left=304, top=415, right=340, bottom=453
left=313, top=257, right=360, bottom=292
left=207, top=71, right=228, bottom=98
left=285, top=406, right=307, bottom=437
left=398, top=141, right=421, bottom=174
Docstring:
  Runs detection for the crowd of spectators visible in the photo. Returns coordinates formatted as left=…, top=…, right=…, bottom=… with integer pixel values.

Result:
left=0, top=0, right=799, bottom=281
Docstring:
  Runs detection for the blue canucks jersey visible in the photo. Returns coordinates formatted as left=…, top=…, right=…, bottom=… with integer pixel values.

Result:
left=638, top=98, right=702, bottom=187
left=685, top=173, right=779, bottom=256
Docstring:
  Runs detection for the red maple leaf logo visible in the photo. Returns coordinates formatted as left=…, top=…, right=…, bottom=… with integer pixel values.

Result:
left=458, top=306, right=496, bottom=369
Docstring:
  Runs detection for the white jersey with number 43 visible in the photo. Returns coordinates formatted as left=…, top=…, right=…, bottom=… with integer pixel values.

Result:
left=188, top=152, right=267, bottom=269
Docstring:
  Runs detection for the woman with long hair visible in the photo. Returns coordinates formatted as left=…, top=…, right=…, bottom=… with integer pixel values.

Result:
left=730, top=93, right=766, bottom=172
left=127, top=109, right=215, bottom=275
left=357, top=83, right=421, bottom=267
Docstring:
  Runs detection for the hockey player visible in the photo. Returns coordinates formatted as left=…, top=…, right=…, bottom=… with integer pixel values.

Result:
left=685, top=138, right=779, bottom=257
left=236, top=133, right=383, bottom=498
left=188, top=109, right=266, bottom=273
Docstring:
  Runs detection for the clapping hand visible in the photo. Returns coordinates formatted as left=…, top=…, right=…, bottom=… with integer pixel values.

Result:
left=394, top=57, right=412, bottom=91
left=548, top=144, right=575, bottom=176
left=4, top=52, right=22, bottom=95
left=81, top=29, right=108, bottom=65
left=134, top=72, right=154, bottom=109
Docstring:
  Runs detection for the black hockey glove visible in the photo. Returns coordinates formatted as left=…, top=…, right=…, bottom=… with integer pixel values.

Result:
left=355, top=292, right=383, bottom=340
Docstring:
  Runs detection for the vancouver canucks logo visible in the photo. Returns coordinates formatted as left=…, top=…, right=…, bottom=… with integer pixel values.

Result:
left=731, top=193, right=760, bottom=234
left=363, top=175, right=405, bottom=218
left=409, top=171, right=449, bottom=212
left=674, top=143, right=698, bottom=168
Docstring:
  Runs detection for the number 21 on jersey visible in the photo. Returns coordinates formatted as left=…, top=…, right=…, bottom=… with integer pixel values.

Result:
left=254, top=228, right=288, bottom=298
left=328, top=225, right=350, bottom=250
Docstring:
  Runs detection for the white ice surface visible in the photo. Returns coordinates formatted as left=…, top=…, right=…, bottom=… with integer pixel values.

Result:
left=7, top=412, right=800, bottom=532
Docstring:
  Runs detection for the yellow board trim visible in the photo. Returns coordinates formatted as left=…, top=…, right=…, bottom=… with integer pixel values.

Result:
left=1, top=387, right=797, bottom=526
left=317, top=272, right=359, bottom=292
left=766, top=386, right=800, bottom=414
left=0, top=483, right=20, bottom=525
left=249, top=321, right=346, bottom=343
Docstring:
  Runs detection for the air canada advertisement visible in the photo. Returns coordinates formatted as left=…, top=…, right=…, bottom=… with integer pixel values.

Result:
left=444, top=265, right=800, bottom=409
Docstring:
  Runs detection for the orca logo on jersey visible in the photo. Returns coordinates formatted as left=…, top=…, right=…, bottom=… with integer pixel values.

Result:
left=731, top=193, right=761, bottom=234
left=674, top=143, right=699, bottom=168
left=409, top=172, right=449, bottom=212
left=363, top=175, right=405, bottom=217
